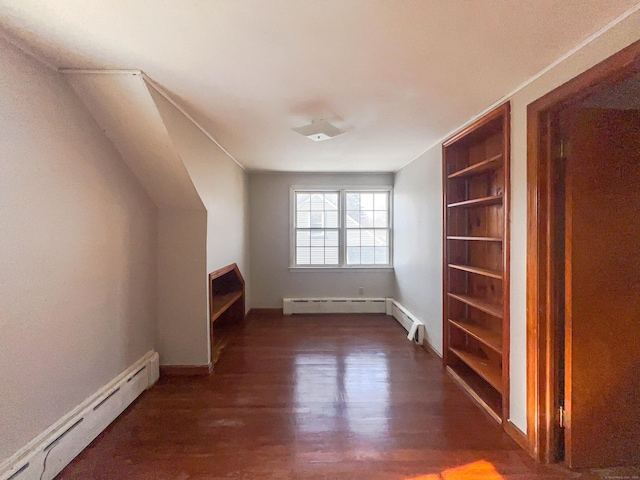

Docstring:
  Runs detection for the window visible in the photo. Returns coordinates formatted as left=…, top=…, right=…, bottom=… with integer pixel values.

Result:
left=294, top=191, right=340, bottom=265
left=292, top=188, right=392, bottom=267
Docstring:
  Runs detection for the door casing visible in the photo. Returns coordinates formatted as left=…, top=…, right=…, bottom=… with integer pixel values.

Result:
left=526, top=39, right=640, bottom=464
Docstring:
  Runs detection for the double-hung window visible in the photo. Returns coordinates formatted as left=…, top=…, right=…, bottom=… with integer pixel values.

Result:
left=292, top=188, right=392, bottom=268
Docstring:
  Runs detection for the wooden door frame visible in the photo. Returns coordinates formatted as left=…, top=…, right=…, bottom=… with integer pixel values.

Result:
left=526, top=39, right=640, bottom=463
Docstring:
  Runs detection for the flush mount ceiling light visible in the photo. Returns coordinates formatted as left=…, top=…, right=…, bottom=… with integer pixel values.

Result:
left=292, top=119, right=346, bottom=141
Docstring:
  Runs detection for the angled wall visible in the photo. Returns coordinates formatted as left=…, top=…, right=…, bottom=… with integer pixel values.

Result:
left=148, top=85, right=251, bottom=313
left=0, top=38, right=156, bottom=463
left=63, top=72, right=211, bottom=366
left=64, top=71, right=251, bottom=367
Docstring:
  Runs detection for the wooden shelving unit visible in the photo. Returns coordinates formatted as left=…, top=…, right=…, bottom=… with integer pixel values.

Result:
left=209, top=263, right=245, bottom=366
left=442, top=102, right=510, bottom=424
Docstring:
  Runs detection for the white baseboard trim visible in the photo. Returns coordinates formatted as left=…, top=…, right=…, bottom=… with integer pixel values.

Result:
left=0, top=350, right=159, bottom=480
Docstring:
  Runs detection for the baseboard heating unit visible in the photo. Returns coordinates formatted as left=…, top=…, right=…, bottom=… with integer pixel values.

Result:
left=0, top=351, right=159, bottom=480
left=282, top=297, right=425, bottom=345
left=386, top=299, right=426, bottom=345
left=283, top=297, right=387, bottom=314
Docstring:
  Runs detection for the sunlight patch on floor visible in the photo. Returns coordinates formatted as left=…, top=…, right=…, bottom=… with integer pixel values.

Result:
left=406, top=460, right=504, bottom=480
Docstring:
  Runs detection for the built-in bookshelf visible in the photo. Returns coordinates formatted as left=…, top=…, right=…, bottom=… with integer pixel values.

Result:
left=442, top=103, right=510, bottom=423
left=209, top=263, right=245, bottom=365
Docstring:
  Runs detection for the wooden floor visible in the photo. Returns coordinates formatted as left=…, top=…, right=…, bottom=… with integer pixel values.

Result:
left=59, top=313, right=582, bottom=479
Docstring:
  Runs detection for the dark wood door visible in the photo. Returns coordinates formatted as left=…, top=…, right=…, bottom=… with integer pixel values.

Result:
left=563, top=108, right=640, bottom=468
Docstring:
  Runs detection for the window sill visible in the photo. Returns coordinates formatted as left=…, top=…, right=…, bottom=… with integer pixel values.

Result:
left=289, top=266, right=394, bottom=273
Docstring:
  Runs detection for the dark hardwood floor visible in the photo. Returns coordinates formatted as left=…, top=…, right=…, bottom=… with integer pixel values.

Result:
left=58, top=313, right=579, bottom=479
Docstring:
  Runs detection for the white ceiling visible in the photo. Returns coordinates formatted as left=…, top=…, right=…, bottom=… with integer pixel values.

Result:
left=1, top=1, right=638, bottom=172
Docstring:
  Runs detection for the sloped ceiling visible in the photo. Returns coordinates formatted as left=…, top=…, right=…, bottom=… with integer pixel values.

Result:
left=1, top=0, right=639, bottom=172
left=63, top=72, right=204, bottom=210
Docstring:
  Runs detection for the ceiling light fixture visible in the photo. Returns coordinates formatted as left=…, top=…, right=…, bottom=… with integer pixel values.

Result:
left=292, top=119, right=346, bottom=141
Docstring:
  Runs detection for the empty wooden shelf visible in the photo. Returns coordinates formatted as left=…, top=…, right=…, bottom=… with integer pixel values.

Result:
left=447, top=235, right=503, bottom=242
left=447, top=194, right=503, bottom=209
left=209, top=263, right=245, bottom=366
left=447, top=153, right=503, bottom=179
left=449, top=347, right=503, bottom=393
left=448, top=263, right=502, bottom=279
left=447, top=293, right=503, bottom=318
left=449, top=318, right=502, bottom=353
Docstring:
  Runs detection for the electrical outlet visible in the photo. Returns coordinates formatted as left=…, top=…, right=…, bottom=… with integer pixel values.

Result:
left=358, top=287, right=364, bottom=296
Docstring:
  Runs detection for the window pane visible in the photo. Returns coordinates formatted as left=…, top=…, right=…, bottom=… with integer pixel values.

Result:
left=346, top=193, right=360, bottom=210
left=325, top=247, right=339, bottom=264
left=325, top=210, right=338, bottom=228
left=297, top=229, right=311, bottom=247
left=374, top=193, right=388, bottom=210
left=325, top=193, right=338, bottom=210
left=347, top=247, right=361, bottom=264
left=297, top=247, right=310, bottom=264
left=360, top=193, right=374, bottom=210
left=361, top=247, right=375, bottom=264
left=359, top=211, right=373, bottom=228
left=361, top=229, right=374, bottom=246
left=297, top=211, right=310, bottom=228
left=311, top=230, right=325, bottom=247
left=325, top=230, right=339, bottom=247
left=310, top=247, right=325, bottom=264
left=375, top=247, right=389, bottom=264
left=346, top=211, right=360, bottom=227
left=374, top=230, right=388, bottom=246
left=310, top=193, right=324, bottom=211
left=297, top=193, right=311, bottom=210
left=346, top=229, right=360, bottom=246
left=310, top=212, right=323, bottom=228
left=374, top=211, right=388, bottom=228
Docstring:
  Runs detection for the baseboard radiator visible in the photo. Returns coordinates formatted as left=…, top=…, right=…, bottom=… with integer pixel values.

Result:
left=0, top=351, right=160, bottom=480
left=281, top=297, right=425, bottom=344
left=386, top=299, right=425, bottom=345
left=283, top=297, right=387, bottom=314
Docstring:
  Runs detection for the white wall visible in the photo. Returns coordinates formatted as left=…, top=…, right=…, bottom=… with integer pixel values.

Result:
left=156, top=209, right=208, bottom=365
left=393, top=10, right=640, bottom=433
left=249, top=173, right=396, bottom=307
left=393, top=147, right=443, bottom=354
left=0, top=38, right=157, bottom=462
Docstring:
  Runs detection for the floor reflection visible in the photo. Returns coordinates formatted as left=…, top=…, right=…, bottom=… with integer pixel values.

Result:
left=294, top=351, right=389, bottom=438
left=344, top=352, right=389, bottom=437
left=294, top=354, right=338, bottom=433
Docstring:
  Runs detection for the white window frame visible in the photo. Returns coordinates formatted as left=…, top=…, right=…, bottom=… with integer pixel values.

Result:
left=290, top=186, right=393, bottom=270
